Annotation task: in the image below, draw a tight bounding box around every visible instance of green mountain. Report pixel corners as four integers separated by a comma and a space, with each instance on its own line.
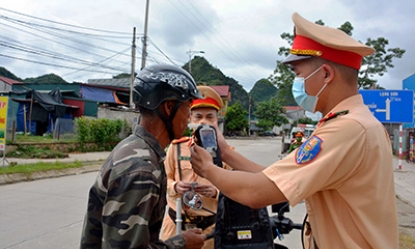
23, 73, 68, 84
249, 78, 278, 104
0, 68, 68, 84
185, 56, 250, 110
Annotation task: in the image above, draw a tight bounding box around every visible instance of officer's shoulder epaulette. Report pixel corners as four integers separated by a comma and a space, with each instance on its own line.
172, 136, 191, 144
317, 110, 349, 127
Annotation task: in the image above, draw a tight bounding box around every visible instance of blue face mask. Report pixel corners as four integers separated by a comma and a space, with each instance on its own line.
291, 66, 327, 113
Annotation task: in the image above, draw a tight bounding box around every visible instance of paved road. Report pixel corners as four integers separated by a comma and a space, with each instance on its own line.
0, 172, 94, 249
0, 138, 305, 249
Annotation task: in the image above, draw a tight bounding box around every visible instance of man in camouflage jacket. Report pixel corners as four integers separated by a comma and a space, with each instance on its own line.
80, 64, 205, 249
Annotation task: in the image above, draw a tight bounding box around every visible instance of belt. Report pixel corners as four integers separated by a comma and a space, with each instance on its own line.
168, 207, 216, 231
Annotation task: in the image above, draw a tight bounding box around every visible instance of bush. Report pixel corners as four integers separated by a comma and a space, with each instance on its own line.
74, 117, 124, 152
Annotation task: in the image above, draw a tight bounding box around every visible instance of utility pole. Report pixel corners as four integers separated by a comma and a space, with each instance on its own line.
186, 49, 204, 74
141, 0, 149, 70
248, 94, 251, 136
130, 27, 136, 108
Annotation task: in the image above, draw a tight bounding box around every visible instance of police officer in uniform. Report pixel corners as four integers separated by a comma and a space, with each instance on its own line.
161, 86, 231, 249
80, 64, 206, 249
190, 13, 398, 249
288, 131, 305, 153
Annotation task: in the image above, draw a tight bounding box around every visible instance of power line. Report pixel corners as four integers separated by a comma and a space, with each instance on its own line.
0, 39, 130, 71
61, 47, 132, 77
0, 7, 132, 34
0, 8, 182, 79
0, 15, 140, 39
0, 19, 135, 78
147, 38, 178, 66
0, 53, 122, 74
0, 23, 127, 68
0, 17, 134, 58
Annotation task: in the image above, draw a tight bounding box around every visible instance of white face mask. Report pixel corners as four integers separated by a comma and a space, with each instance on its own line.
291, 66, 327, 113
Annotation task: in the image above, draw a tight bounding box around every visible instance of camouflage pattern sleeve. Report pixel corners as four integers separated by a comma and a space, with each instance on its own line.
102, 167, 160, 248
81, 127, 188, 249
81, 161, 186, 248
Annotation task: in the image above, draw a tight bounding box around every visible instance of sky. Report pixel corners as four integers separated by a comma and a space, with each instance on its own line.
0, 0, 414, 92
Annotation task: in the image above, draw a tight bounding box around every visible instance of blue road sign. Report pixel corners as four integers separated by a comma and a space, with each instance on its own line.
359, 90, 414, 123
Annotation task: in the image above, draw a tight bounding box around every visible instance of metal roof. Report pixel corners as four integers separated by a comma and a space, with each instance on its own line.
209, 85, 230, 97
0, 76, 23, 85
87, 78, 131, 88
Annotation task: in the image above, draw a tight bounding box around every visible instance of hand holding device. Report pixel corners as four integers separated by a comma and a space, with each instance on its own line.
193, 124, 222, 166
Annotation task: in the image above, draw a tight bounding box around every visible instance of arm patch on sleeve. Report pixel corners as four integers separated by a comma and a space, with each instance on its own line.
295, 136, 323, 165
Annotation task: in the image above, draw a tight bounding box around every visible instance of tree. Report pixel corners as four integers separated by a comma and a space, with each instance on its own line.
254, 98, 289, 131
270, 59, 297, 106
269, 19, 405, 105
270, 32, 297, 106
113, 73, 136, 79
293, 117, 317, 126
359, 37, 405, 89
225, 101, 248, 132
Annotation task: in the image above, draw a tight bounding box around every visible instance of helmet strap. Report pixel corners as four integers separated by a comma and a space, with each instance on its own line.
155, 101, 182, 141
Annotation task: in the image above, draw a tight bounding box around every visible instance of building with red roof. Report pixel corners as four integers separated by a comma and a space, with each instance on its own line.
209, 85, 231, 117
0, 76, 22, 92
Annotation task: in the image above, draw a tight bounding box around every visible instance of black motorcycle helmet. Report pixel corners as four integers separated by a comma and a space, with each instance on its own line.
133, 64, 202, 140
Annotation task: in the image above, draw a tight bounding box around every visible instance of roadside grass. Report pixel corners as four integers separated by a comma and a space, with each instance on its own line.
6, 145, 67, 159
0, 161, 86, 175
9, 133, 77, 143
399, 231, 415, 249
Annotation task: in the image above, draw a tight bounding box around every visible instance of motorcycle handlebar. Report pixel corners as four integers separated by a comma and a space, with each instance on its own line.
270, 215, 303, 236
292, 223, 304, 230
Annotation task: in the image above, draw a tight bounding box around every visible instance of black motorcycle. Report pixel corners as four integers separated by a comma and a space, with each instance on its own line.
191, 124, 307, 249
182, 189, 306, 249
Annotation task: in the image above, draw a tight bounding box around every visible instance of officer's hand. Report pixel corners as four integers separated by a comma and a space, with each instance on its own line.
175, 181, 192, 195
194, 184, 218, 198
182, 228, 205, 249
212, 121, 230, 158
190, 144, 215, 178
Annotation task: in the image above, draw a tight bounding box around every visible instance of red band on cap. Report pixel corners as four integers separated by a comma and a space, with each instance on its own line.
291, 35, 363, 70
191, 97, 220, 110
